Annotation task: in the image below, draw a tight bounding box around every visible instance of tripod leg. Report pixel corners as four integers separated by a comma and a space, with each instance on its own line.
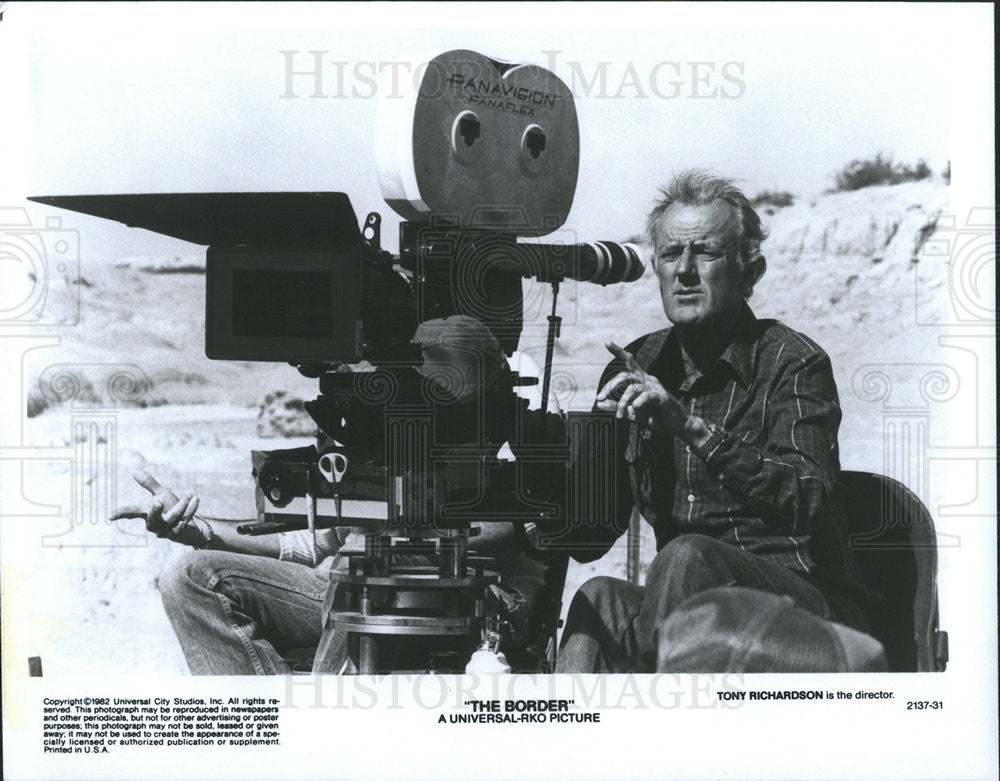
359, 634, 378, 674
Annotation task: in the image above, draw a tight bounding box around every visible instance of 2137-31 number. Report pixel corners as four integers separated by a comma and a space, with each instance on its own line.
906, 701, 943, 710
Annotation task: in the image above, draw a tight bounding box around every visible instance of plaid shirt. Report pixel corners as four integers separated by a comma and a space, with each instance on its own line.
583, 305, 868, 602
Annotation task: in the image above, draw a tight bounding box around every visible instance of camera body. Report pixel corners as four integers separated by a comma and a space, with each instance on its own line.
376, 49, 580, 233
30, 49, 641, 671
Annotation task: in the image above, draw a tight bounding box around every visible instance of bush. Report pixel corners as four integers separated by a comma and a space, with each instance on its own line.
751, 190, 795, 208
831, 153, 933, 192
27, 389, 50, 418
256, 390, 315, 438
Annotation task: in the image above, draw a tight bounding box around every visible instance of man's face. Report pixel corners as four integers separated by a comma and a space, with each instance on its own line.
651, 201, 746, 329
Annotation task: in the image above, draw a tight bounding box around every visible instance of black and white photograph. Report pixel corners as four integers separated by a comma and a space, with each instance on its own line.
1, 3, 996, 779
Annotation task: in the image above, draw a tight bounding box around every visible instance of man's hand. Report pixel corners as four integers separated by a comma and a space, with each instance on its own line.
109, 469, 209, 548
596, 342, 696, 438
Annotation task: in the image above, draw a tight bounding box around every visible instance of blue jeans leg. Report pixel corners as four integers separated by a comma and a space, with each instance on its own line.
654, 587, 887, 672
556, 576, 645, 673
158, 550, 328, 675
558, 534, 839, 673
635, 534, 837, 670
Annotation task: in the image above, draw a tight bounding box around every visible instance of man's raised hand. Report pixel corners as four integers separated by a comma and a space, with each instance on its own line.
596, 341, 693, 436
109, 469, 207, 547
596, 342, 641, 412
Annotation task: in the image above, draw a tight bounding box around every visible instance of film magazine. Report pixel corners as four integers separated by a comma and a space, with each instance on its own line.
2, 3, 996, 780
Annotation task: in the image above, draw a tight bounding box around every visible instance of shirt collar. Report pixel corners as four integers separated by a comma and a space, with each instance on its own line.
661, 304, 759, 390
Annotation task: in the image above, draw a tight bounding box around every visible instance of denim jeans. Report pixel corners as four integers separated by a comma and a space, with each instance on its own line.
652, 586, 886, 672
557, 533, 869, 673
159, 549, 543, 674
159, 550, 330, 675
158, 550, 438, 675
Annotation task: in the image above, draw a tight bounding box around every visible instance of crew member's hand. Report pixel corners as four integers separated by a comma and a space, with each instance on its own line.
596, 342, 692, 436
109, 469, 209, 548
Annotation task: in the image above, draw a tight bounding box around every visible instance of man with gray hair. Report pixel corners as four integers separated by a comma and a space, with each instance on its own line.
557, 171, 882, 673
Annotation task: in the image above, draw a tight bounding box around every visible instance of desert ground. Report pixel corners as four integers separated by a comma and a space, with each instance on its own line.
6, 178, 960, 675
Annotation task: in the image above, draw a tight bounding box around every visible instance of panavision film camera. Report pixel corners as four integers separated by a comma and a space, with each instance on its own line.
32, 50, 643, 673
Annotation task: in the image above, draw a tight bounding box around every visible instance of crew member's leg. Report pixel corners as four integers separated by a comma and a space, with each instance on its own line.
556, 576, 644, 673
654, 587, 886, 672
559, 533, 849, 674
634, 534, 838, 670
158, 550, 328, 675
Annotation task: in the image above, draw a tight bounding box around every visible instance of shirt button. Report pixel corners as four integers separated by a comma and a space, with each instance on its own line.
717, 473, 724, 481
687, 494, 695, 503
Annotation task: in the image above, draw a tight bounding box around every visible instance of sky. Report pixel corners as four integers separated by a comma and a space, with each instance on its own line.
1, 2, 992, 261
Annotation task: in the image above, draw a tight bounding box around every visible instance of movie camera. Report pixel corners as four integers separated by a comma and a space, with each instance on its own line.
31, 49, 642, 673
